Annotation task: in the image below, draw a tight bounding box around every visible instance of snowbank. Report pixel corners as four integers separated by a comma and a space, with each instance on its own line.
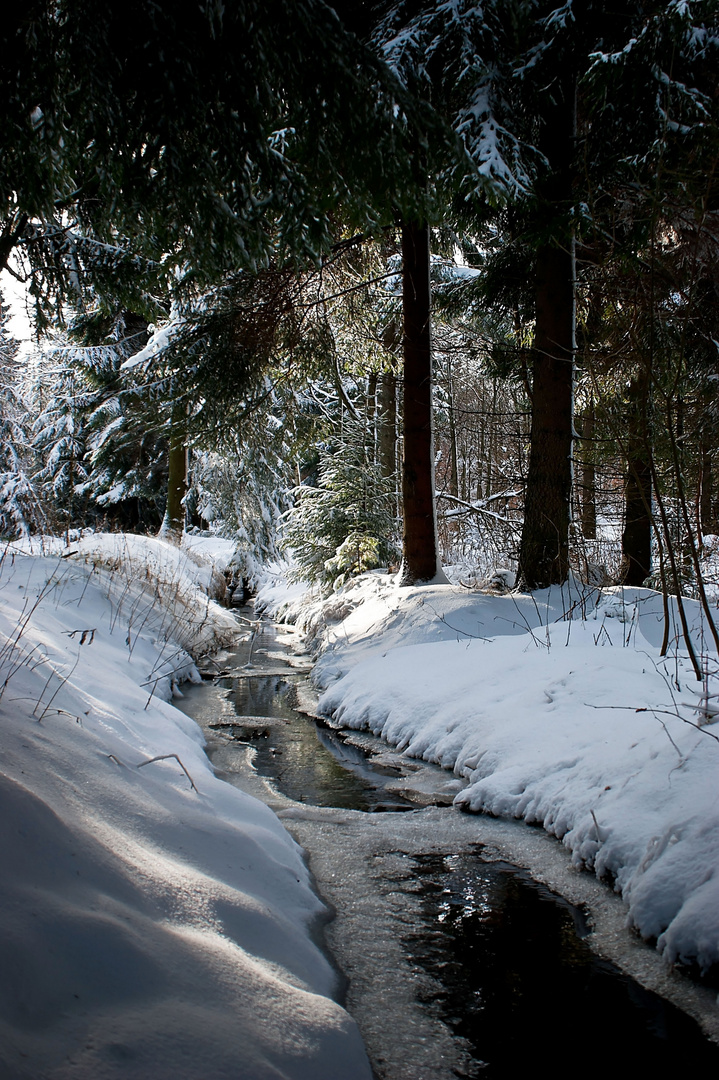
255, 561, 315, 622
286, 572, 719, 973
0, 537, 371, 1079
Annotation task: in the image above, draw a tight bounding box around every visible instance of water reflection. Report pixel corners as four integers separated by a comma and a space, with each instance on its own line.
178, 621, 719, 1069
233, 675, 413, 811
404, 851, 719, 1075
201, 672, 413, 812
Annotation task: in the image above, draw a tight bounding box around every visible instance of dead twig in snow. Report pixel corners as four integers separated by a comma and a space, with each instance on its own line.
585, 702, 718, 744
137, 752, 199, 792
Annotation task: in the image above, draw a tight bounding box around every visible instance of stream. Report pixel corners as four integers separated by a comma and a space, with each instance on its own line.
177, 607, 719, 1079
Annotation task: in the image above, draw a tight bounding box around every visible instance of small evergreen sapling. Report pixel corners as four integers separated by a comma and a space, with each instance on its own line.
283, 421, 399, 590
0, 293, 40, 536
30, 343, 94, 536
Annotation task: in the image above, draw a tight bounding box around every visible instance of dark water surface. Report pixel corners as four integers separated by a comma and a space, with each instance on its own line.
180, 610, 719, 1073
217, 672, 413, 812
404, 851, 719, 1075
177, 606, 415, 811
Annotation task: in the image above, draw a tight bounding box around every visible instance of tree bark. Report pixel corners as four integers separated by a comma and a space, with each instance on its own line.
159, 399, 188, 541
398, 219, 446, 585
517, 75, 576, 591
447, 371, 459, 499
698, 410, 716, 540
579, 405, 597, 540
518, 241, 575, 588
378, 369, 397, 481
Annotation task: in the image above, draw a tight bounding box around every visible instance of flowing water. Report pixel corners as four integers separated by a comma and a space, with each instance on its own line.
403, 851, 719, 1074
206, 672, 415, 811
178, 607, 463, 813
178, 607, 719, 1078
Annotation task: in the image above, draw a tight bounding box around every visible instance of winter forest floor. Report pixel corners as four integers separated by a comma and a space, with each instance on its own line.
1, 533, 718, 1078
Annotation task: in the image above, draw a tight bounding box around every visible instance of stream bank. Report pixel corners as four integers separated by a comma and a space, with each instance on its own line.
177, 607, 719, 1077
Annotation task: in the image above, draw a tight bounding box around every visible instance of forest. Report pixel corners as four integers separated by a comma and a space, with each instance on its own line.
1, 0, 717, 608
2, 2, 719, 1078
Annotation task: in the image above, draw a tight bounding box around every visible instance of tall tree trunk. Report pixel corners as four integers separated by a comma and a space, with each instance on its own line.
696, 385, 716, 540
621, 374, 652, 585
399, 218, 446, 585
518, 76, 576, 591
160, 399, 188, 540
699, 434, 715, 540
518, 241, 575, 588
447, 371, 459, 499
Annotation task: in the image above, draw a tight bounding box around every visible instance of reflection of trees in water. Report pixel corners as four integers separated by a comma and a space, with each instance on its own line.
228, 674, 392, 810
403, 853, 719, 1073
231, 675, 297, 719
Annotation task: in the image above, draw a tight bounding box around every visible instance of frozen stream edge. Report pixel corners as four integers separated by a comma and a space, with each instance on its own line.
196, 618, 719, 1078
280, 796, 719, 1078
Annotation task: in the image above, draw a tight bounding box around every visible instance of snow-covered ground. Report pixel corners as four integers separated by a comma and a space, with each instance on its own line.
0, 535, 371, 1080
258, 568, 719, 974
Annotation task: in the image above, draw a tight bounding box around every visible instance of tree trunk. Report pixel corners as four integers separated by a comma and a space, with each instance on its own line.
378, 369, 397, 482
699, 435, 715, 539
621, 457, 652, 585
697, 387, 716, 541
517, 76, 576, 591
160, 400, 188, 541
620, 374, 652, 585
398, 218, 447, 585
447, 371, 459, 499
518, 241, 575, 588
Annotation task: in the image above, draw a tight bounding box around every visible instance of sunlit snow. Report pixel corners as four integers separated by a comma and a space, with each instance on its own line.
0, 534, 371, 1080
260, 568, 719, 974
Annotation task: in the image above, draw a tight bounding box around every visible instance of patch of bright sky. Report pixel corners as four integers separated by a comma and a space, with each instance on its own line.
0, 268, 34, 353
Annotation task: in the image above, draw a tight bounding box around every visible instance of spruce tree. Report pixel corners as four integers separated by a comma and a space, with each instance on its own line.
30, 344, 94, 536
0, 293, 40, 536
1, 0, 434, 322
378, 0, 719, 589
283, 419, 398, 590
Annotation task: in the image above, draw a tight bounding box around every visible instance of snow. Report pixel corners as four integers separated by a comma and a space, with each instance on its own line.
0, 535, 371, 1079
5, 533, 717, 1076
259, 570, 719, 974
120, 320, 178, 371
